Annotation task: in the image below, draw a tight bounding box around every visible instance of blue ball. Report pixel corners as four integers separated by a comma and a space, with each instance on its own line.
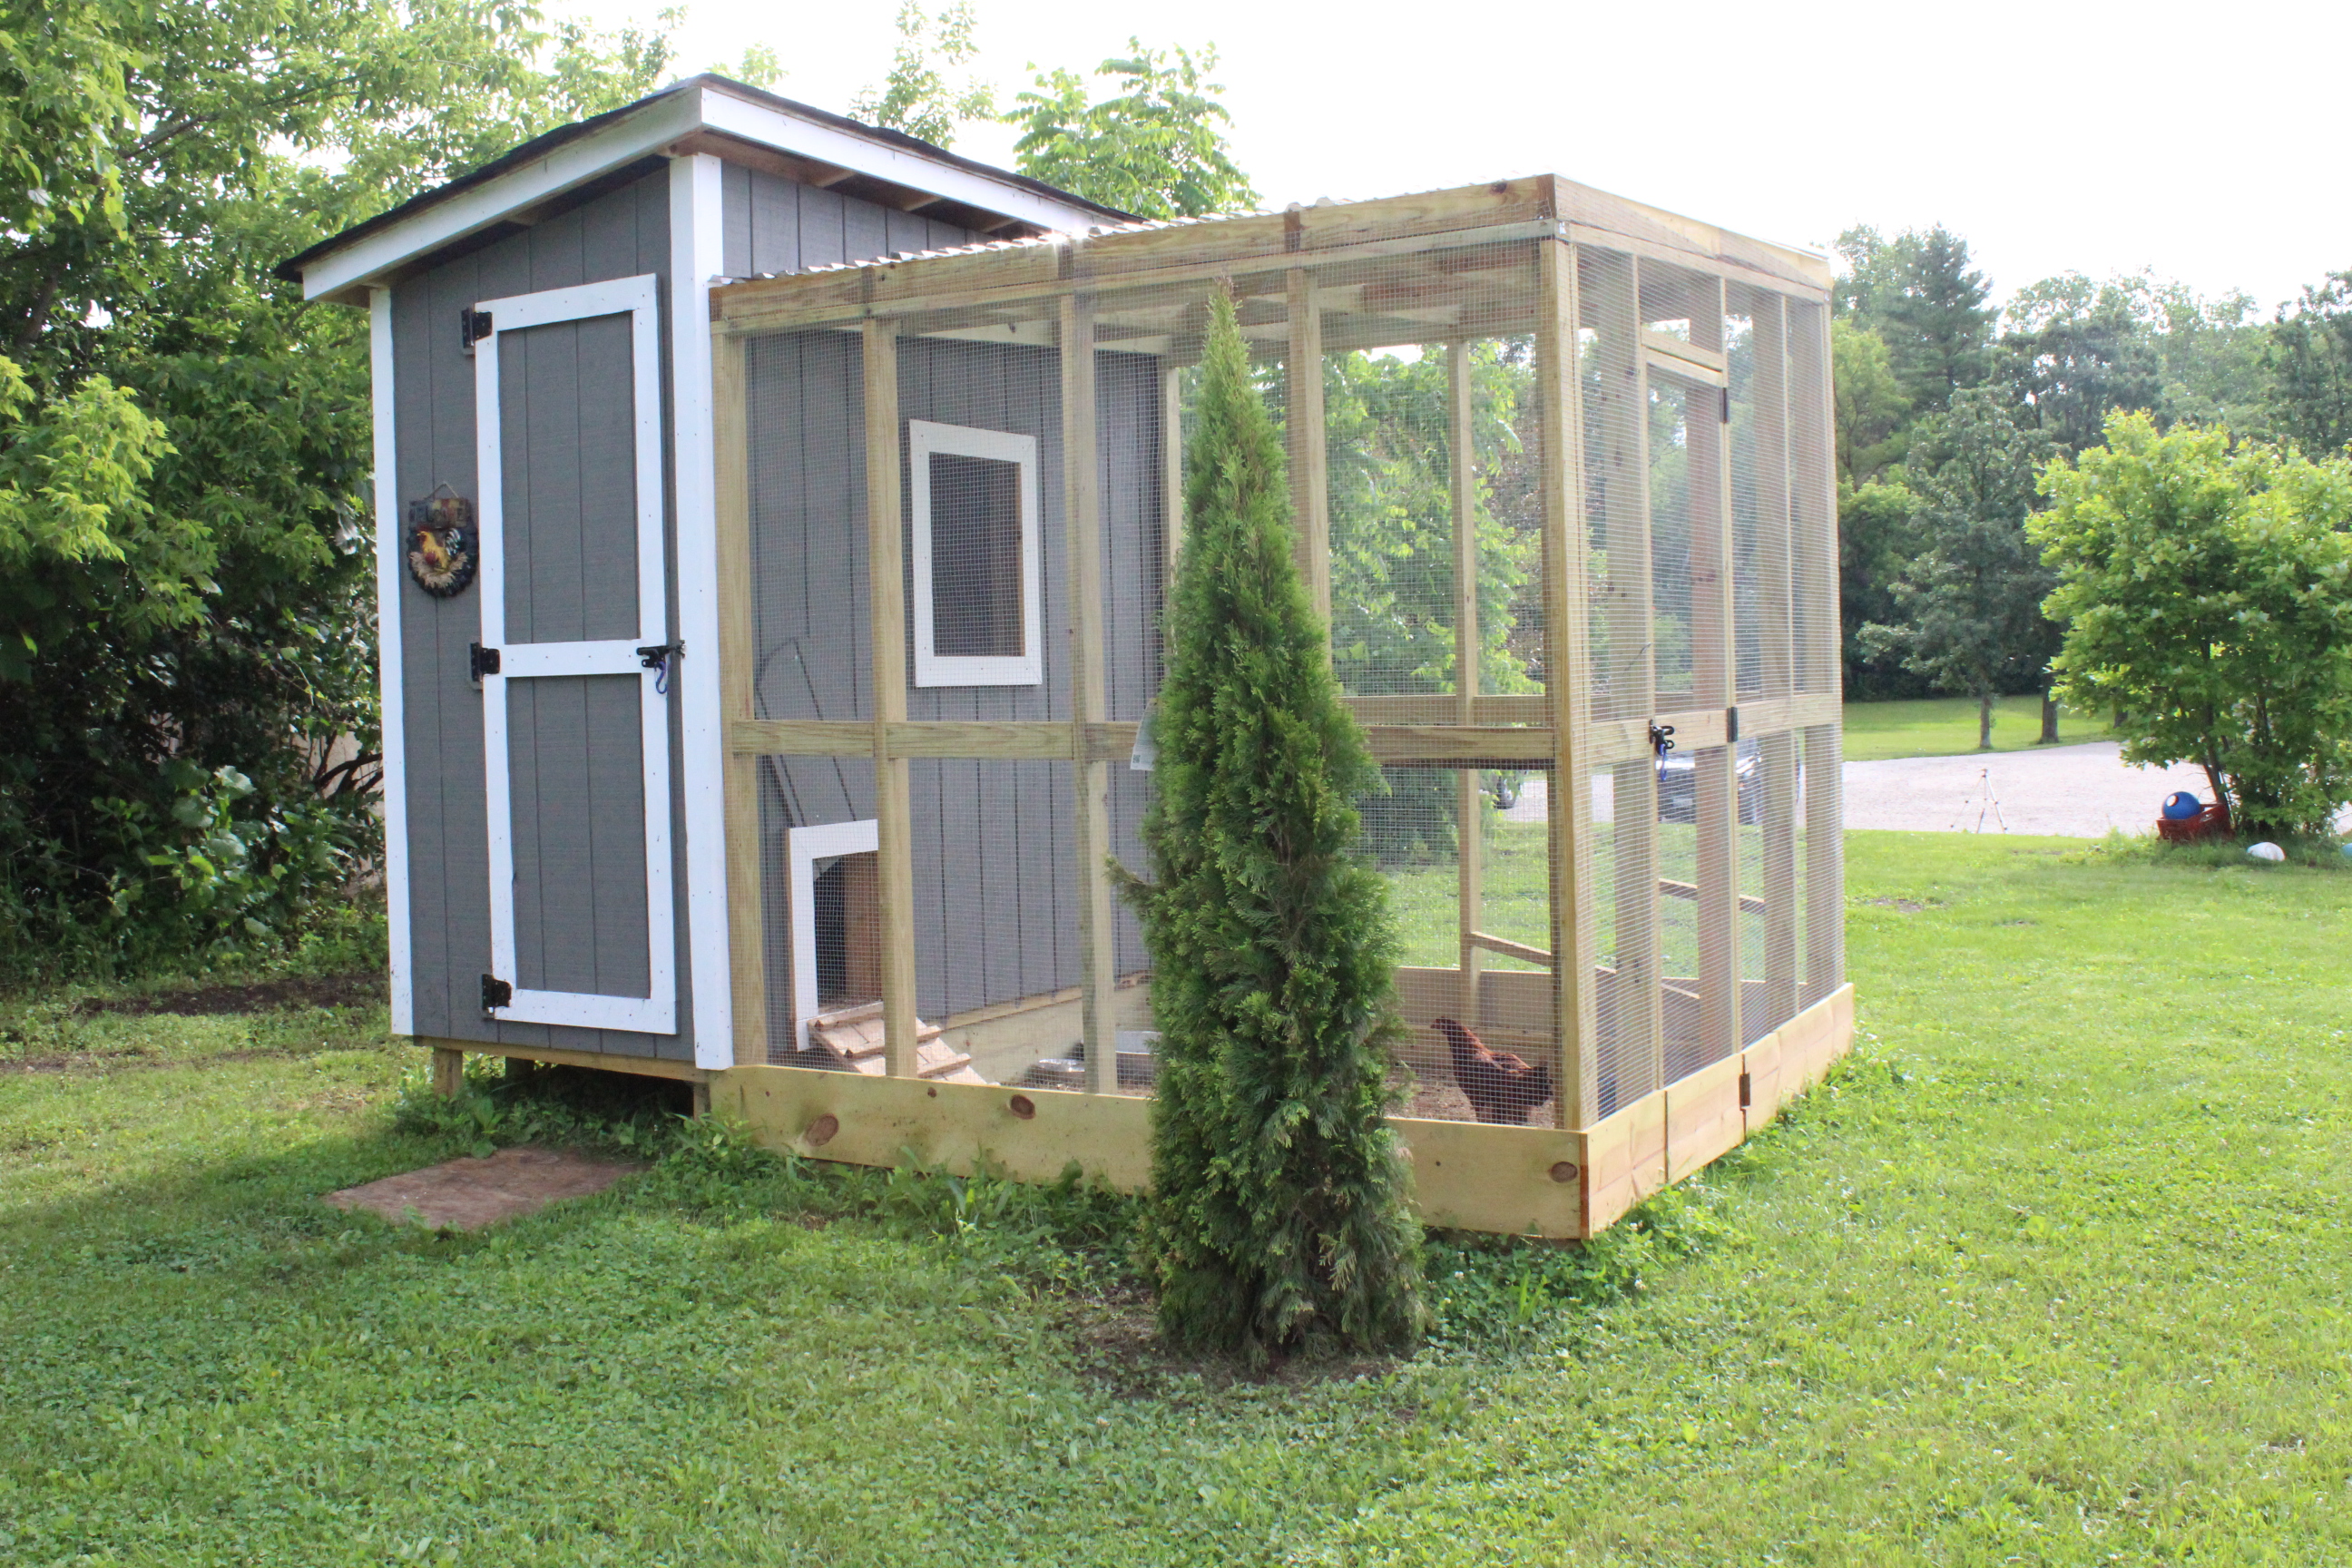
2339, 841, 2352, 861
2161, 791, 2204, 821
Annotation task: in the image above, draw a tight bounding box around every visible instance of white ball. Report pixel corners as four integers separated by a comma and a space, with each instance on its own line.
2248, 841, 2286, 863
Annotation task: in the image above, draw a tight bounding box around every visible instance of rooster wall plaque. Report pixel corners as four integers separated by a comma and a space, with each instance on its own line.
406, 492, 477, 598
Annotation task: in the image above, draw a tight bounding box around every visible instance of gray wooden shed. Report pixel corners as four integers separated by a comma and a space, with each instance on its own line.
279, 75, 1130, 1081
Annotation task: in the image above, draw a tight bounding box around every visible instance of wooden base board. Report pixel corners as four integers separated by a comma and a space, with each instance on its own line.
404, 1036, 710, 1085
716, 984, 1856, 1240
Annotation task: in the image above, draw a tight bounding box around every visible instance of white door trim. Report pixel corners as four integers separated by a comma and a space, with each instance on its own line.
474, 271, 677, 1034
786, 818, 879, 1053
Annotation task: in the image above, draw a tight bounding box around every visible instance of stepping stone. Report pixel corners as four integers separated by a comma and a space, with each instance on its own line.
324, 1146, 642, 1230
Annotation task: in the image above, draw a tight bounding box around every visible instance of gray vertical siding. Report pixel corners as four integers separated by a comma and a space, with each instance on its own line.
720, 166, 981, 279
391, 167, 692, 1062
743, 325, 1165, 1031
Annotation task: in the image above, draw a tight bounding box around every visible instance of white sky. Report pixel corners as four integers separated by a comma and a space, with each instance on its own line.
573, 0, 2352, 316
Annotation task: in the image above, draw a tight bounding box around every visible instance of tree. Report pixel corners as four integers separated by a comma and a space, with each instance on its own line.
1997, 273, 2163, 457
1836, 223, 1993, 417
1004, 42, 1257, 220
0, 0, 674, 975
2034, 412, 2352, 838
2265, 269, 2352, 456
1831, 318, 1909, 485
850, 2, 993, 148
1861, 390, 2057, 748
1122, 291, 1426, 1367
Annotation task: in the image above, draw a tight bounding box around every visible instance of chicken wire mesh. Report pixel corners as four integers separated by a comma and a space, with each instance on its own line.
721, 218, 1840, 1136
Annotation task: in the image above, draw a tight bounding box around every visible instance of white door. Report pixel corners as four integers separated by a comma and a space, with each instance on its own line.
473, 274, 676, 1034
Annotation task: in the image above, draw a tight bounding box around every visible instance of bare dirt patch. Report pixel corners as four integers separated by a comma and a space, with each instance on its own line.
74, 970, 383, 1018
324, 1145, 643, 1230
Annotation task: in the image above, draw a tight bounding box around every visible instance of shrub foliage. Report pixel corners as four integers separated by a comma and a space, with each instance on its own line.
1122, 292, 1426, 1365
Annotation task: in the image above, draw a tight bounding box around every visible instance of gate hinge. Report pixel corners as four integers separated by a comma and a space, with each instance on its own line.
1739, 1070, 1752, 1109
1725, 704, 1740, 742
470, 642, 501, 681
481, 974, 513, 1013
1721, 385, 1731, 423
460, 308, 494, 352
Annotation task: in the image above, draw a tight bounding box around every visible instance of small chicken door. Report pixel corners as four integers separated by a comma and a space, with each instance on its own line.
471, 274, 675, 1034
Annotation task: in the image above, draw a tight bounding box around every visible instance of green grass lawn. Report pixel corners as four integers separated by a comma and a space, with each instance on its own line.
1844, 693, 2118, 761
6, 834, 2352, 1564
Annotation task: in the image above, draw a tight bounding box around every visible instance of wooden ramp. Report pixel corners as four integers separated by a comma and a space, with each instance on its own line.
806, 1002, 987, 1084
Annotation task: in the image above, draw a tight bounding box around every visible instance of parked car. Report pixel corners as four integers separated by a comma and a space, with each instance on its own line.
1656, 738, 1760, 825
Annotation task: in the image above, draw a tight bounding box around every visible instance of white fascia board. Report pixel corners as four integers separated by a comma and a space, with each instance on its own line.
301, 93, 705, 301
696, 87, 1106, 235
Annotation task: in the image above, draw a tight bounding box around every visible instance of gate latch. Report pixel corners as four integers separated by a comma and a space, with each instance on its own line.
481, 974, 513, 1013
635, 640, 682, 695
469, 642, 501, 681
1649, 721, 1676, 760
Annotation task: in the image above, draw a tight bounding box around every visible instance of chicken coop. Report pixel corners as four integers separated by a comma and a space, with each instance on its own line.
703, 176, 1852, 1238
282, 76, 1850, 1240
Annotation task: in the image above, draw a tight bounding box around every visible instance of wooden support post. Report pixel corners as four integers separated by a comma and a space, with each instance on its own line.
1688, 276, 1741, 1063
1449, 339, 1485, 1026
1063, 297, 1120, 1093
430, 1046, 464, 1098
1592, 249, 1662, 1103
1286, 269, 1331, 630
1752, 295, 1799, 1030
1161, 360, 1185, 596
1788, 299, 1845, 1001
1536, 239, 1598, 1131
863, 320, 920, 1079
713, 328, 768, 1067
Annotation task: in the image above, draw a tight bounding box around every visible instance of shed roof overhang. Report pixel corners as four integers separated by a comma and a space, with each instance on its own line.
277, 74, 1135, 306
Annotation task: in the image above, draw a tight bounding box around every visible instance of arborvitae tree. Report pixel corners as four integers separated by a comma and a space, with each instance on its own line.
1123, 291, 1426, 1366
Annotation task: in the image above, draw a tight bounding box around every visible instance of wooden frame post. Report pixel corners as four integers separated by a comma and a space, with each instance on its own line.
1161, 360, 1186, 597
1789, 299, 1845, 1001
430, 1045, 464, 1098
1689, 275, 1742, 1064
1287, 269, 1331, 629
864, 319, 920, 1079
1536, 239, 1598, 1131
1594, 250, 1663, 1103
1449, 339, 1484, 1026
1063, 297, 1120, 1093
1752, 294, 1800, 1030
714, 328, 768, 1067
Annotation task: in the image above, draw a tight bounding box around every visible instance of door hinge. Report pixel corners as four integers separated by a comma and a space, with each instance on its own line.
470, 642, 501, 681
460, 308, 494, 352
1725, 704, 1740, 742
481, 974, 513, 1013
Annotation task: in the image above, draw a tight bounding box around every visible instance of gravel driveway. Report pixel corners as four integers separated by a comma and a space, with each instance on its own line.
1495, 741, 2239, 838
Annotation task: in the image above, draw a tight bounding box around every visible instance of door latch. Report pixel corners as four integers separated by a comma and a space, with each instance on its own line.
481, 974, 512, 1013
635, 641, 682, 695
1649, 721, 1676, 760
469, 642, 501, 681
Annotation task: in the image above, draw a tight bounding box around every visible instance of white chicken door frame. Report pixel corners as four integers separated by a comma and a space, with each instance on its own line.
472, 273, 676, 1034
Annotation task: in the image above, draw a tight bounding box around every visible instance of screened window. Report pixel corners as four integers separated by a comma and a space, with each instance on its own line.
910, 420, 1041, 687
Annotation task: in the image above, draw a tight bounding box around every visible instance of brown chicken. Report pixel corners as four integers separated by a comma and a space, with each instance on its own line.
1433, 1016, 1553, 1124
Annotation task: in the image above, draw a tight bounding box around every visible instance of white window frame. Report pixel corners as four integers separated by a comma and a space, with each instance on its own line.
787, 818, 879, 1052
908, 419, 1042, 688
475, 272, 677, 1034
